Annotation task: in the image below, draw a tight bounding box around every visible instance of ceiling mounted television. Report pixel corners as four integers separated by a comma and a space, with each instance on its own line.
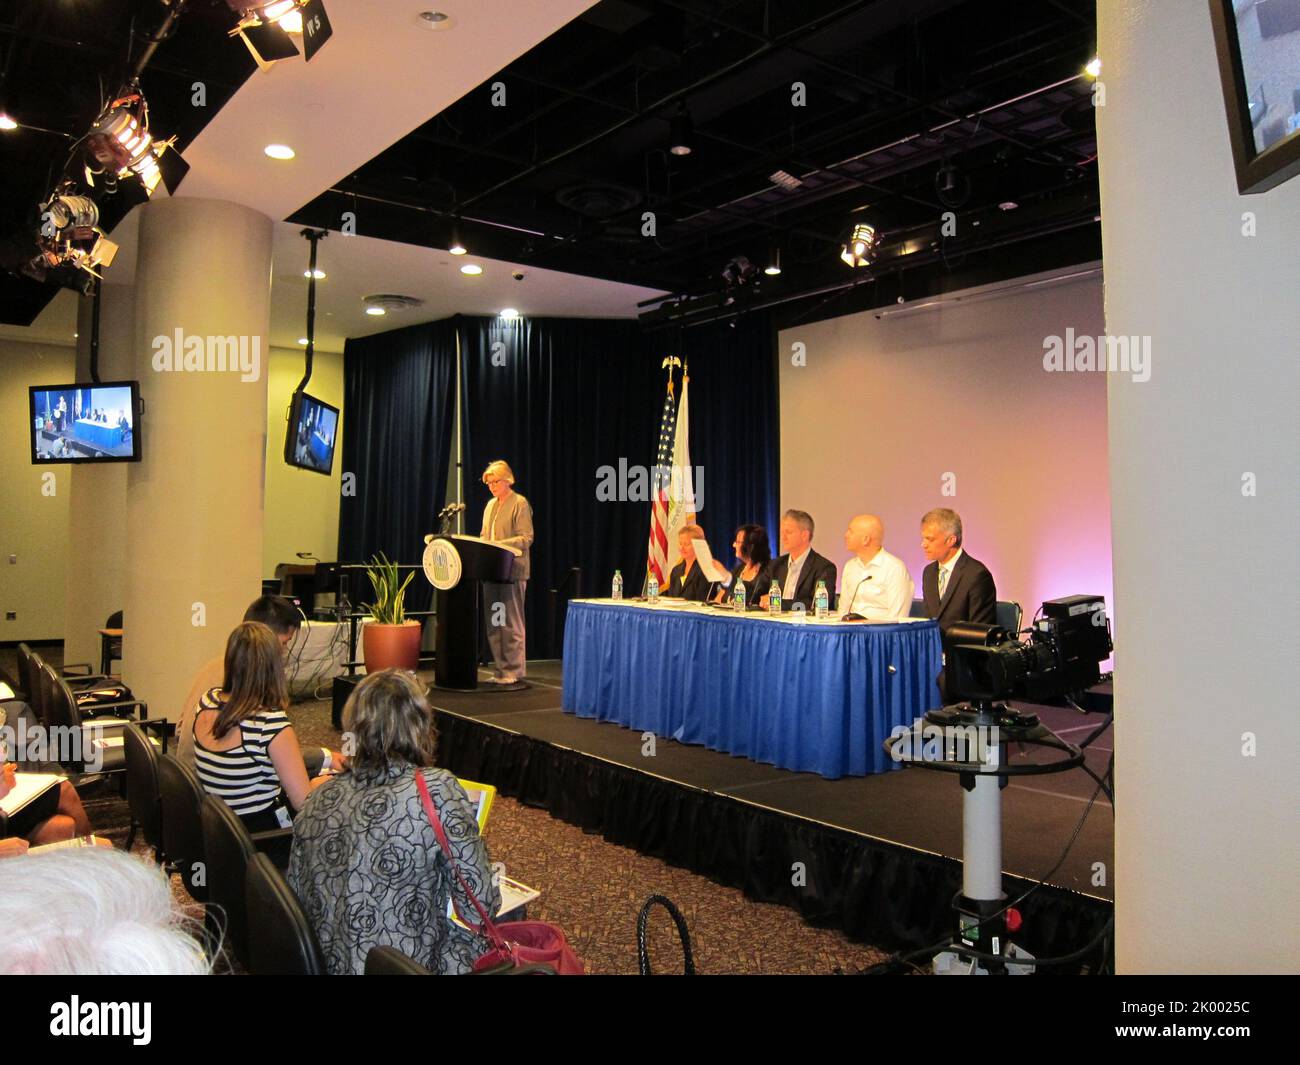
1210, 0, 1300, 193
29, 381, 141, 464
284, 390, 338, 475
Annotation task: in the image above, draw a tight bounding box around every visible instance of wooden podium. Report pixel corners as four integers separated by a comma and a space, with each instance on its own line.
424, 534, 520, 691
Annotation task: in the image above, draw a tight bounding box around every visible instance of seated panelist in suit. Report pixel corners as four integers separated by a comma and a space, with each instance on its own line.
760, 509, 839, 611
711, 524, 772, 606
919, 508, 997, 632
920, 508, 997, 704
665, 524, 712, 601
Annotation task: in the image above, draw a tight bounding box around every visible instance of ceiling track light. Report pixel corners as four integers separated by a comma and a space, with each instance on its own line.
34, 189, 119, 279
669, 103, 693, 157
764, 247, 782, 276
840, 222, 879, 268
448, 218, 466, 255
84, 89, 187, 198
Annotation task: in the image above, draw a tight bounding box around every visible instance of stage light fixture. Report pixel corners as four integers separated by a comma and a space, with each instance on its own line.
227, 1, 333, 68
84, 93, 186, 198
0, 113, 16, 131
34, 190, 119, 279
669, 104, 693, 157
1085, 56, 1102, 79
500, 308, 519, 319
460, 263, 483, 276
764, 247, 782, 276
840, 222, 879, 268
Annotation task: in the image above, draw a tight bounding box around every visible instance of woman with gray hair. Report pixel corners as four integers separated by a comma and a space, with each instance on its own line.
479, 459, 533, 684
288, 669, 501, 975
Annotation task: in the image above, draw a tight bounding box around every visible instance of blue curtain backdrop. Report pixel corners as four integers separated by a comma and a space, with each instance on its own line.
337, 318, 457, 611
338, 311, 779, 655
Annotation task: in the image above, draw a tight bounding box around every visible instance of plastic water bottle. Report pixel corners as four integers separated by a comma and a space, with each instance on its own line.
768, 579, 782, 616
612, 570, 624, 600
647, 573, 659, 603
733, 575, 747, 612
814, 579, 829, 619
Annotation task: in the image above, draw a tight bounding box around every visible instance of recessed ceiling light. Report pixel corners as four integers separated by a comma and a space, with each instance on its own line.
264, 144, 296, 160
1085, 57, 1102, 79
460, 263, 483, 276
304, 269, 326, 279
449, 240, 467, 255
298, 337, 309, 345
998, 201, 1019, 211
500, 308, 520, 318
0, 114, 17, 131
418, 11, 455, 29
365, 305, 387, 316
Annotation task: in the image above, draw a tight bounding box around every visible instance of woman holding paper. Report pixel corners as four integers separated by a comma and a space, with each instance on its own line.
711, 524, 773, 606
289, 669, 501, 975
665, 525, 713, 601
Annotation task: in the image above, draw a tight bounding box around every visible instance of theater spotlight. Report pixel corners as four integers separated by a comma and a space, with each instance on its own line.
34, 189, 119, 279
226, 0, 333, 67
840, 222, 879, 267
84, 93, 188, 197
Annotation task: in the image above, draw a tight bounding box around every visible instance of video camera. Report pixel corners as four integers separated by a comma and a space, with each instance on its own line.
945, 595, 1112, 705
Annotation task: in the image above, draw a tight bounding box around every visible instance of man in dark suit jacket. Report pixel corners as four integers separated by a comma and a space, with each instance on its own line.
920, 508, 997, 702
761, 509, 838, 611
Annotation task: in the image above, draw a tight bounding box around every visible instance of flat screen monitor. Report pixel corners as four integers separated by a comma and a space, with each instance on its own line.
29, 381, 141, 464
284, 390, 338, 475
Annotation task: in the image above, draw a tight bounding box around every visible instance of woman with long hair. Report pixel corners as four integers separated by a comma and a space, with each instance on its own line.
711, 524, 772, 606
192, 622, 328, 832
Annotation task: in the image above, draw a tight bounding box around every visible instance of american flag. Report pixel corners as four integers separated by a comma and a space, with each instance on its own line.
647, 365, 694, 588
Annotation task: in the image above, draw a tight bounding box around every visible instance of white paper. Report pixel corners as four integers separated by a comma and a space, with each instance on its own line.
691, 538, 731, 583
0, 772, 62, 816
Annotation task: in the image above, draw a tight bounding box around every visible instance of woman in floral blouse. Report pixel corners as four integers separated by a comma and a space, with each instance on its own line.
288, 669, 501, 975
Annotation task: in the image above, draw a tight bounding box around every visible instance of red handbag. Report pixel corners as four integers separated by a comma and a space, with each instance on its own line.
415, 772, 585, 975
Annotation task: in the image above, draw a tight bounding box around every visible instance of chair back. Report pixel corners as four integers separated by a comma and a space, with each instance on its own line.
157, 754, 209, 901
364, 945, 431, 975
200, 795, 258, 968
16, 643, 36, 701
123, 723, 164, 859
245, 852, 325, 975
106, 610, 123, 629
995, 600, 1023, 635
38, 663, 86, 770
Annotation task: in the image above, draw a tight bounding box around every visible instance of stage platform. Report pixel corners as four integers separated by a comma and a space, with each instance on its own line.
428, 660, 1114, 968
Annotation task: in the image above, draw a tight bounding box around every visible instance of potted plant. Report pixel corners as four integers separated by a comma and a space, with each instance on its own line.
360, 552, 422, 673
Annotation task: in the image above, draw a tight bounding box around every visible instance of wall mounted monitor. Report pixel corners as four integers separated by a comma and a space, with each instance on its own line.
29, 381, 141, 464
284, 389, 339, 475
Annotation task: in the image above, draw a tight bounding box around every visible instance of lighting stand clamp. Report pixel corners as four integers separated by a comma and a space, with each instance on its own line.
883, 700, 1084, 975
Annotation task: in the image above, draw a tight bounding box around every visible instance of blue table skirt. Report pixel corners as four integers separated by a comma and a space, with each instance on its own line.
73, 419, 122, 449
562, 601, 943, 779
310, 432, 331, 466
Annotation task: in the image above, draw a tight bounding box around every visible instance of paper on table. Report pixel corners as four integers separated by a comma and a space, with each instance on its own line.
691, 538, 731, 583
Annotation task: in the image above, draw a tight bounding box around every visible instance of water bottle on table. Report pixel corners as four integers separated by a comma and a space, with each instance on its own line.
768, 579, 782, 616
647, 573, 659, 603
814, 579, 828, 619
733, 575, 747, 612
612, 570, 624, 601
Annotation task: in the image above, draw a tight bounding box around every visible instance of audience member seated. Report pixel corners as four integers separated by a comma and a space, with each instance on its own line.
711, 524, 772, 606
760, 509, 838, 611
289, 669, 501, 975
838, 514, 913, 620
0, 758, 94, 854
179, 595, 339, 777
665, 524, 713, 601
192, 622, 330, 833
0, 848, 209, 974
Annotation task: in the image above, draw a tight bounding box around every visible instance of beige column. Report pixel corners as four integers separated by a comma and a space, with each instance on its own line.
63, 283, 133, 669
121, 197, 272, 721
1099, 1, 1300, 971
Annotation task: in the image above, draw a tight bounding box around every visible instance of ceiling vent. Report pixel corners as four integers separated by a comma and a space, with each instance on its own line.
556, 181, 643, 219
362, 293, 424, 312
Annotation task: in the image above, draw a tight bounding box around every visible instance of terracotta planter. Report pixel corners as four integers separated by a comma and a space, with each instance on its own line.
362, 621, 422, 673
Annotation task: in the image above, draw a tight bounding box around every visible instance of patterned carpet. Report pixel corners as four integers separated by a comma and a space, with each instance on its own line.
3, 648, 893, 975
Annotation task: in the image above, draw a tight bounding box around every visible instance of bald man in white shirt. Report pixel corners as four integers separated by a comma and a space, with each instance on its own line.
838, 514, 913, 620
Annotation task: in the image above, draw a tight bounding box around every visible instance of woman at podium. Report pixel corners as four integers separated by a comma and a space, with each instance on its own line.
480, 460, 533, 684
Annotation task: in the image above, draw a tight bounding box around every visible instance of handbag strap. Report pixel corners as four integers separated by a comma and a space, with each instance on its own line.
636, 894, 696, 975
414, 770, 506, 948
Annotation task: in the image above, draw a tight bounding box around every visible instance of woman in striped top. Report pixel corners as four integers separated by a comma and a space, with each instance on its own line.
193, 622, 330, 832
